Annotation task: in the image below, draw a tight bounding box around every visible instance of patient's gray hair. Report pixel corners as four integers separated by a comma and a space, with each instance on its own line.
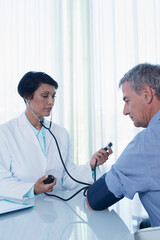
119, 63, 160, 99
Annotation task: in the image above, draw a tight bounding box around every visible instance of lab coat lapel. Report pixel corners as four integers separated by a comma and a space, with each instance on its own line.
18, 113, 47, 164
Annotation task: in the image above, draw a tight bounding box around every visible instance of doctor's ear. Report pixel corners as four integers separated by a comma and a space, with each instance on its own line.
25, 96, 30, 101
24, 98, 29, 104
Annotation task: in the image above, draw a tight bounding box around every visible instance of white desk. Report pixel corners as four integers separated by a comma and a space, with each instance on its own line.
0, 190, 134, 240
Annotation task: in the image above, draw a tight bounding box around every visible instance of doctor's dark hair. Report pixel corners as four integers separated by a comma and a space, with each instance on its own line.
17, 71, 58, 99
119, 63, 160, 99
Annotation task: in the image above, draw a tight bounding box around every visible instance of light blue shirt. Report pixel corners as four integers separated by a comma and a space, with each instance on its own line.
105, 110, 160, 227
26, 118, 46, 157
23, 116, 46, 198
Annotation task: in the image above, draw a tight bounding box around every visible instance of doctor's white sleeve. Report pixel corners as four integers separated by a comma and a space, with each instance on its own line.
0, 149, 35, 199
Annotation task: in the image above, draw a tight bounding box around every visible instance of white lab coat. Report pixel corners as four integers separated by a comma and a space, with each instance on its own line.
0, 113, 93, 199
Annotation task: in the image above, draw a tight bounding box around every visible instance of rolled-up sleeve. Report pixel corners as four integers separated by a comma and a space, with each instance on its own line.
105, 133, 152, 200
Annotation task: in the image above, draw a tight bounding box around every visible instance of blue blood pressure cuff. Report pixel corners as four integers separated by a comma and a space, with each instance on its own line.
87, 174, 123, 210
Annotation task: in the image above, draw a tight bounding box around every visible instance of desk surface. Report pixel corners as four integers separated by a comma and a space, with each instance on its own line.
0, 190, 134, 240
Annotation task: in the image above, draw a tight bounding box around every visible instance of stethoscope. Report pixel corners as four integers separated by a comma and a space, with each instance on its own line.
26, 100, 92, 201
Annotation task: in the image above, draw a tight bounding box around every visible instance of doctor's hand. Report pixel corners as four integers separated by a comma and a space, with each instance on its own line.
90, 147, 113, 169
34, 176, 57, 195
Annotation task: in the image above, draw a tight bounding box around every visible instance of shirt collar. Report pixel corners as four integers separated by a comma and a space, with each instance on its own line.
24, 114, 45, 136
148, 110, 160, 126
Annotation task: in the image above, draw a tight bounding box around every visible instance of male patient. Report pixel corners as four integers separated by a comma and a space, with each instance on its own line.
86, 63, 160, 228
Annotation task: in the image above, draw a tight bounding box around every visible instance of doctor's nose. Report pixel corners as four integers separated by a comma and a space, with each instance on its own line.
48, 96, 55, 105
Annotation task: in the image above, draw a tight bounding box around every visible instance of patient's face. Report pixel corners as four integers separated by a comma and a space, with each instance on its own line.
122, 82, 148, 128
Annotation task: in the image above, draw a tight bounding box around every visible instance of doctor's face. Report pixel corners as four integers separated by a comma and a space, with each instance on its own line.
28, 83, 56, 119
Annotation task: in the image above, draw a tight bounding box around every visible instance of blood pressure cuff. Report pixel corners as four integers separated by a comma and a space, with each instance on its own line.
87, 174, 123, 210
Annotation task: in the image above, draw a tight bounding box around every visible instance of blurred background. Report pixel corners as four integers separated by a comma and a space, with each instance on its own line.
0, 0, 160, 232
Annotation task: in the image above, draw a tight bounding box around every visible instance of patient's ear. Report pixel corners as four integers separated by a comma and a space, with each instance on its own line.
142, 85, 154, 104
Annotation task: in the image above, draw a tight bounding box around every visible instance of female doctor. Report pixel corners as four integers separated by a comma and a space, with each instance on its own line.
0, 71, 112, 199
